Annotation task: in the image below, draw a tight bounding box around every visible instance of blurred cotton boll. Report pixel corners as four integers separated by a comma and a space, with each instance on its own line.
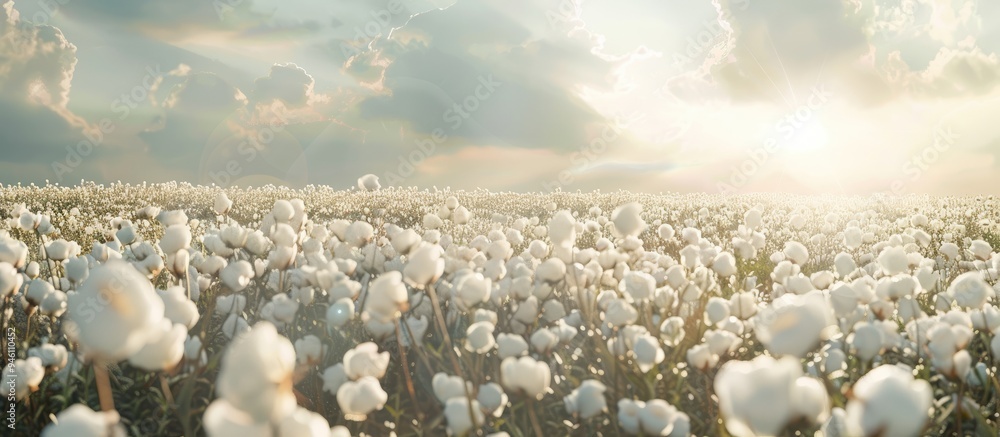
40, 404, 126, 437
500, 356, 551, 399
342, 342, 390, 379
611, 203, 646, 238
754, 292, 834, 358
714, 356, 830, 436
337, 376, 388, 421
465, 321, 496, 353
128, 320, 187, 371
564, 380, 607, 419
213, 322, 297, 423
363, 271, 409, 321
326, 297, 355, 328
67, 260, 165, 362
444, 397, 484, 436
432, 372, 472, 404
845, 364, 932, 437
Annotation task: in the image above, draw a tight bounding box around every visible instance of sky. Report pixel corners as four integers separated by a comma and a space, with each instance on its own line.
0, 0, 998, 195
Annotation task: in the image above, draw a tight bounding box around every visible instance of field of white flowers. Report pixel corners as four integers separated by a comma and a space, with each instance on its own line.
1, 182, 999, 436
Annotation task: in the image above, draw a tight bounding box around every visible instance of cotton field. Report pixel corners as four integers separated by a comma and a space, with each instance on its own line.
1, 182, 999, 436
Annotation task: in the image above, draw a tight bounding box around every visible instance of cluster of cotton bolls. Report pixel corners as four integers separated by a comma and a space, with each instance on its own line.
1, 183, 999, 435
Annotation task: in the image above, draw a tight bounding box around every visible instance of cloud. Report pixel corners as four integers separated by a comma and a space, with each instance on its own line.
350, 0, 638, 155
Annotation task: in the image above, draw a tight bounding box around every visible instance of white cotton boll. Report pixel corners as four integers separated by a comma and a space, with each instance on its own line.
4, 357, 43, 401
343, 342, 390, 380
364, 271, 409, 320
0, 237, 28, 269
500, 356, 551, 399
564, 380, 607, 419
680, 227, 701, 245
845, 364, 932, 437
620, 271, 655, 302
712, 252, 737, 277
548, 210, 577, 249
755, 293, 833, 358
810, 271, 835, 290
277, 407, 331, 437
337, 376, 388, 421
970, 305, 1000, 332
466, 321, 496, 354
947, 271, 993, 309
604, 298, 638, 327
423, 213, 443, 230
940, 242, 960, 260
637, 399, 682, 436
357, 174, 381, 191
658, 224, 674, 240
116, 225, 136, 246
202, 399, 268, 436
478, 382, 508, 417
679, 245, 701, 269
970, 239, 993, 260
834, 252, 856, 277
729, 292, 757, 320
321, 364, 349, 396
848, 322, 884, 363
452, 272, 491, 311
391, 229, 421, 256
215, 322, 297, 423
199, 255, 228, 276
363, 316, 394, 341
432, 372, 472, 404
714, 356, 821, 436
783, 241, 809, 265
451, 206, 472, 225
744, 208, 762, 230
67, 260, 165, 362
536, 258, 566, 283
0, 261, 22, 298
26, 278, 53, 306
45, 239, 79, 261
214, 192, 233, 215
326, 298, 355, 328
220, 260, 254, 292
876, 246, 908, 276
686, 343, 718, 371
611, 203, 646, 238
345, 221, 374, 248
704, 330, 741, 356
158, 286, 199, 328
530, 327, 559, 355
269, 223, 297, 248
829, 284, 859, 318
28, 343, 68, 370
444, 397, 484, 436
618, 399, 644, 434
497, 333, 529, 359
40, 404, 126, 437
215, 294, 246, 316
403, 243, 445, 288
128, 320, 187, 371
294, 335, 326, 366
159, 224, 191, 255
705, 297, 731, 326
632, 334, 665, 373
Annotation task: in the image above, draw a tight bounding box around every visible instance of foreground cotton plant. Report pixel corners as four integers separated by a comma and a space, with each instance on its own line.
714, 356, 830, 436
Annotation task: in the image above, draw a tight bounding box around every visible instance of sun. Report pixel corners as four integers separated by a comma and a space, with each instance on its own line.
784, 119, 831, 152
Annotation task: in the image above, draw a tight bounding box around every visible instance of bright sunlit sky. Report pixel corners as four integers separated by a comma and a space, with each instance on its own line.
1, 0, 999, 195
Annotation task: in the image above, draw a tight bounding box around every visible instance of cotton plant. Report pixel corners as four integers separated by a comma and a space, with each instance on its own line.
2, 185, 1000, 435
